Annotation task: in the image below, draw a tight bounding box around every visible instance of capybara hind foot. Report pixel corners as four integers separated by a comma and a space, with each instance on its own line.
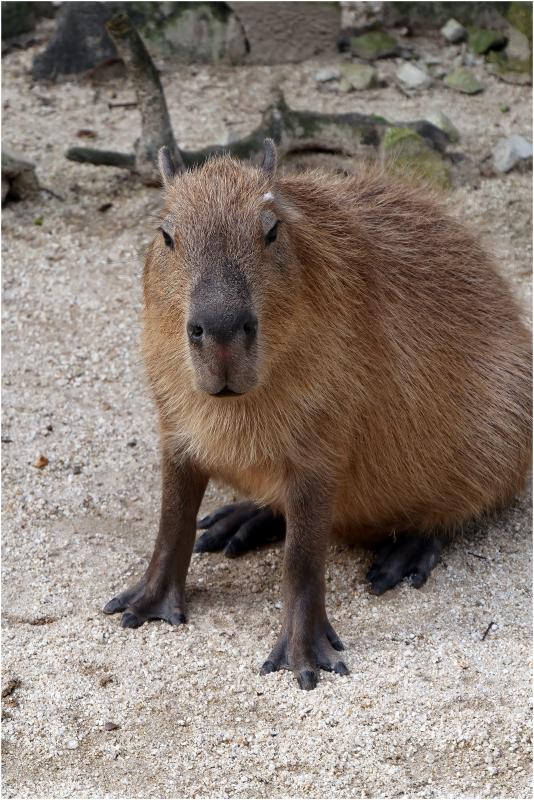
261, 619, 348, 690
195, 502, 285, 557
103, 578, 186, 628
366, 532, 443, 595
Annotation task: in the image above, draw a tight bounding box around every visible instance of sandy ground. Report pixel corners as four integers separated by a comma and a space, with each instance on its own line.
2, 20, 533, 799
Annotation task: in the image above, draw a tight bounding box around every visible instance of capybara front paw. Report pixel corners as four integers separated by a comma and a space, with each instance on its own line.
260, 619, 348, 690
103, 579, 186, 628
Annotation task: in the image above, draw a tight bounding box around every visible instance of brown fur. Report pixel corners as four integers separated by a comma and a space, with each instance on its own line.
143, 155, 532, 544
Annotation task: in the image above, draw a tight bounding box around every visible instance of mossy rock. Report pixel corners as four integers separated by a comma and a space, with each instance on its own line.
126, 2, 247, 64
350, 31, 398, 60
486, 49, 532, 83
444, 67, 485, 93
507, 2, 533, 43
468, 27, 507, 54
383, 127, 451, 187
340, 63, 379, 90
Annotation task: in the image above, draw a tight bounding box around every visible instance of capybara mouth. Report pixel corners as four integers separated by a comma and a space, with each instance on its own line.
210, 386, 244, 398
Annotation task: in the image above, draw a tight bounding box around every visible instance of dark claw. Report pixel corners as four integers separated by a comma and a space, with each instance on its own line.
197, 504, 239, 529
260, 660, 278, 675
334, 661, 349, 676
168, 612, 187, 626
367, 533, 443, 595
103, 596, 125, 614
195, 502, 285, 557
325, 621, 345, 651
297, 670, 318, 691
121, 611, 143, 629
369, 573, 400, 595
330, 638, 345, 651
408, 571, 428, 589
223, 537, 246, 558
194, 533, 217, 553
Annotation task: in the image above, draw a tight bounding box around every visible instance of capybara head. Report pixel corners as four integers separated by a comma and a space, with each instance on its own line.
148, 140, 299, 399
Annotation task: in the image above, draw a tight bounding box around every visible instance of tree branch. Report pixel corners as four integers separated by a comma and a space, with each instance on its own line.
64, 12, 447, 182
105, 12, 183, 181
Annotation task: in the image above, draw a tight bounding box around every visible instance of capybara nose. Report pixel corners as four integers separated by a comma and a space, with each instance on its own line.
187, 309, 257, 345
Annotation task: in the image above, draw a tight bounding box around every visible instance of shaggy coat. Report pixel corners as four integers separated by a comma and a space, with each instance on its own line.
143, 155, 532, 543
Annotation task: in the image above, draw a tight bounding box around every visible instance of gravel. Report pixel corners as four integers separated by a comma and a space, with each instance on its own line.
2, 22, 532, 799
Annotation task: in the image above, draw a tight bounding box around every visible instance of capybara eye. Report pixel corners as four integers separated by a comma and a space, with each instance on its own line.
265, 221, 279, 246
158, 227, 174, 250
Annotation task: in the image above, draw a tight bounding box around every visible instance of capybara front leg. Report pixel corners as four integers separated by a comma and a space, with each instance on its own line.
104, 450, 207, 628
260, 477, 348, 690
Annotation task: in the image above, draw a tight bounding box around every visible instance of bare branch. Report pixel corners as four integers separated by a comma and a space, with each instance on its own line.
105, 12, 184, 181
65, 14, 447, 182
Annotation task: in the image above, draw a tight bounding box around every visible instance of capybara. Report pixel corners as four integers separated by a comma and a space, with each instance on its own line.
104, 140, 531, 689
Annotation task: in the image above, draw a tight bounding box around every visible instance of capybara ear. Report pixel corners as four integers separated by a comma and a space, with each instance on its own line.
158, 146, 176, 188
261, 138, 277, 178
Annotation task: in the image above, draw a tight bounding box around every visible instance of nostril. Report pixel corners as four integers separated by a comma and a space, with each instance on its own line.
243, 319, 257, 338
188, 323, 204, 343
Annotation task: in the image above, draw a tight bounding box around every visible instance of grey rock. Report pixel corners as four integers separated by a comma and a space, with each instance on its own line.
396, 62, 432, 89
2, 150, 39, 204
425, 111, 461, 143
318, 80, 343, 94
505, 26, 531, 62
398, 45, 417, 61
463, 53, 481, 67
453, 50, 482, 69
422, 54, 443, 66
492, 135, 533, 173
140, 3, 247, 65
431, 66, 448, 79
340, 62, 379, 90
33, 3, 116, 80
441, 18, 467, 44
33, 2, 249, 76
337, 78, 352, 93
315, 68, 340, 83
